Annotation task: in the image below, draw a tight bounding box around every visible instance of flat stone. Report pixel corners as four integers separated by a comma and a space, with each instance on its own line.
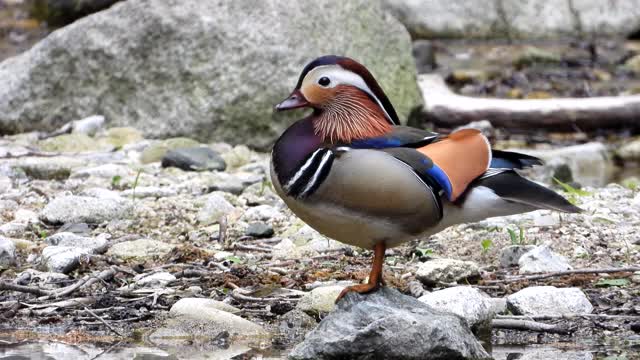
150, 299, 269, 344
40, 195, 133, 225
242, 205, 284, 222
197, 193, 236, 225
277, 308, 317, 344
245, 222, 274, 238
0, 236, 17, 268
507, 286, 593, 316
134, 272, 176, 288
107, 239, 174, 260
161, 146, 226, 171
41, 246, 90, 273
13, 156, 84, 180
170, 298, 241, 315
499, 245, 536, 268
140, 138, 201, 164
80, 188, 123, 200
418, 286, 496, 329
416, 258, 480, 284
45, 232, 109, 254
296, 285, 346, 317
122, 186, 177, 199
289, 287, 490, 360
38, 133, 112, 153
70, 163, 132, 179
518, 245, 572, 274
70, 115, 105, 136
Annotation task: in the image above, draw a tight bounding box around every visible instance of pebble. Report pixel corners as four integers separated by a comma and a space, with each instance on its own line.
107, 239, 174, 260
161, 146, 226, 171
40, 195, 133, 225
518, 245, 573, 274
122, 186, 177, 198
13, 157, 84, 180
45, 232, 109, 254
170, 298, 241, 315
242, 205, 283, 222
70, 163, 132, 179
418, 286, 496, 329
197, 193, 236, 225
139, 137, 201, 164
507, 286, 593, 316
41, 246, 90, 273
296, 285, 346, 316
133, 272, 177, 288
0, 236, 17, 267
70, 115, 105, 136
245, 222, 274, 238
416, 258, 480, 284
499, 245, 536, 268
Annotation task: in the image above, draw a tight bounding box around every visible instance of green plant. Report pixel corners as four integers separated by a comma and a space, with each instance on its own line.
415, 248, 434, 257
111, 175, 122, 189
553, 177, 592, 205
480, 239, 493, 254
131, 169, 142, 200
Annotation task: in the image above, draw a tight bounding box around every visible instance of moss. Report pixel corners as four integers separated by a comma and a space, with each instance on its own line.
140, 137, 201, 164
38, 133, 112, 153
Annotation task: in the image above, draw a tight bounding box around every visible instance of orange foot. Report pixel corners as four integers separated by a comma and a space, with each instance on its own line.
335, 242, 386, 303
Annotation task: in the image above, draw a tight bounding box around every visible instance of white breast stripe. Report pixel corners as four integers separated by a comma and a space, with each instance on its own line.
300, 150, 333, 197
285, 149, 323, 190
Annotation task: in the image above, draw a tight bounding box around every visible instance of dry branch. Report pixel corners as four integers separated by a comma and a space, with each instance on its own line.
483, 267, 640, 284
419, 74, 640, 130
491, 318, 572, 334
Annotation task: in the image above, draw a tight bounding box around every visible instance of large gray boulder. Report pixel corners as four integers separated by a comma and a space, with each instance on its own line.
289, 287, 490, 360
383, 0, 640, 39
0, 0, 422, 150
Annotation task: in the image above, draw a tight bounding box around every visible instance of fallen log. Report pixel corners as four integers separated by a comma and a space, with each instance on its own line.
419, 74, 640, 131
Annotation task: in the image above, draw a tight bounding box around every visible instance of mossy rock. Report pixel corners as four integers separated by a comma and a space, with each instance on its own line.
38, 133, 112, 153
139, 137, 201, 164
104, 127, 143, 148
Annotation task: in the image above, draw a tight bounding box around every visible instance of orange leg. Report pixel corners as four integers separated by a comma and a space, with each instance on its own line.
335, 242, 386, 303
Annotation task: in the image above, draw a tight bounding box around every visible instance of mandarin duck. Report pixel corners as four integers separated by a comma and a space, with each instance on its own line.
271, 55, 580, 301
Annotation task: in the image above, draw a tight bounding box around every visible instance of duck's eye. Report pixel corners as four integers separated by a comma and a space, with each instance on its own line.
318, 77, 331, 87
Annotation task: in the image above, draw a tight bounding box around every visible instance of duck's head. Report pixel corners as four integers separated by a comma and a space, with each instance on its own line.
276, 55, 399, 143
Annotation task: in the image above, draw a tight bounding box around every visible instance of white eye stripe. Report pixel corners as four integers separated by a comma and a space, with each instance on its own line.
303, 65, 394, 124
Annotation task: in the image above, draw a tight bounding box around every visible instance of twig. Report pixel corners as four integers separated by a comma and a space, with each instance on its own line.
483, 267, 640, 284
219, 215, 228, 246
0, 281, 52, 296
492, 318, 572, 334
234, 243, 272, 252
83, 307, 123, 337
45, 267, 117, 299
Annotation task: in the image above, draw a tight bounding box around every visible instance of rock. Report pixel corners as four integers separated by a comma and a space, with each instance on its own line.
518, 245, 572, 274
492, 348, 594, 360
289, 287, 490, 360
513, 142, 614, 187
80, 187, 123, 200
41, 246, 90, 273
134, 272, 176, 288
296, 285, 346, 317
151, 299, 269, 343
241, 182, 281, 206
140, 138, 201, 164
617, 136, 640, 161
242, 205, 284, 222
45, 232, 109, 254
206, 172, 261, 194
40, 195, 133, 225
13, 156, 84, 180
277, 309, 317, 344
103, 127, 143, 148
70, 115, 105, 136
220, 145, 253, 169
1, 0, 421, 149
0, 222, 27, 237
197, 193, 236, 225
624, 54, 640, 74
13, 209, 38, 223
382, 0, 640, 39
57, 223, 91, 236
507, 286, 593, 316
418, 286, 496, 329
38, 133, 112, 153
499, 245, 536, 268
70, 163, 132, 179
0, 236, 17, 268
170, 298, 241, 315
161, 147, 226, 171
122, 186, 177, 199
107, 239, 174, 260
416, 258, 480, 285
513, 46, 561, 68
245, 222, 274, 238
412, 40, 436, 73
